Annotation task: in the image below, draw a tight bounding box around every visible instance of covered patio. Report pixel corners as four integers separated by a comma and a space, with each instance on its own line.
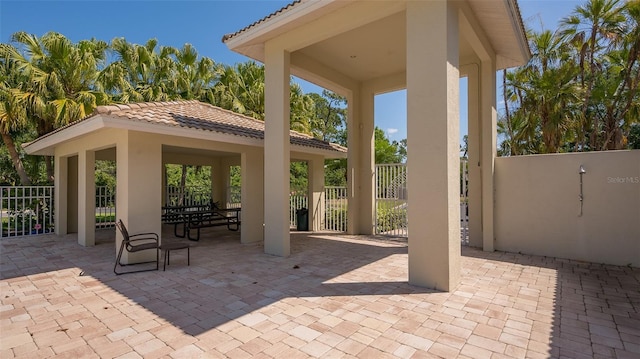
223, 0, 530, 290
23, 100, 346, 264
1, 229, 639, 358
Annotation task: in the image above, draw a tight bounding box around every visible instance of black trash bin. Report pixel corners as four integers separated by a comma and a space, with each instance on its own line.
296, 208, 309, 231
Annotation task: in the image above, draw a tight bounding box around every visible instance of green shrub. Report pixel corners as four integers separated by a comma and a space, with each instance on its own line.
376, 206, 407, 233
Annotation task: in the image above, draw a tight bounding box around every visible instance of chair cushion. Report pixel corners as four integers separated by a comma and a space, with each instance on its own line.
128, 242, 158, 252
161, 242, 190, 250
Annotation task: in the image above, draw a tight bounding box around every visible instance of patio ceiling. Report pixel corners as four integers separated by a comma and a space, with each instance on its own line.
223, 0, 530, 94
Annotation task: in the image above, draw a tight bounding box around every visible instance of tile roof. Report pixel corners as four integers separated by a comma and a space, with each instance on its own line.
221, 0, 301, 43
28, 100, 347, 154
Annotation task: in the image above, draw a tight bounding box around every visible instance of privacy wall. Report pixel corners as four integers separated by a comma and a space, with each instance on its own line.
495, 150, 639, 267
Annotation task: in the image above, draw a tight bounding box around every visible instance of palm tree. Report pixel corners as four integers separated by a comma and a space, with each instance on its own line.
502, 29, 580, 153
211, 62, 266, 119
5, 32, 109, 181
101, 38, 177, 103
210, 61, 316, 134
0, 46, 31, 185
560, 0, 627, 149
289, 83, 313, 134
599, 0, 640, 150
173, 44, 221, 100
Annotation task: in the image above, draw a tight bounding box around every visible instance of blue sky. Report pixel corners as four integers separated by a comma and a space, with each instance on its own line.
1, 0, 581, 143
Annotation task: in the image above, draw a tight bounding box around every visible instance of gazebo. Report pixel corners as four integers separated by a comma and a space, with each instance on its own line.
23, 100, 346, 265
222, 0, 530, 290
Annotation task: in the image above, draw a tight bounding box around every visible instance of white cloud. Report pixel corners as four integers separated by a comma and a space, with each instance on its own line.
387, 128, 399, 135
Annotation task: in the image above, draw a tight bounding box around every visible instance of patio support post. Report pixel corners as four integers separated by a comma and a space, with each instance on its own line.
54, 154, 68, 235
263, 42, 291, 256
161, 164, 167, 206
241, 149, 264, 243
406, 0, 461, 291
116, 131, 162, 262
77, 149, 95, 246
481, 58, 497, 252
465, 64, 483, 248
308, 156, 325, 231
211, 159, 224, 205
220, 159, 232, 206
346, 87, 375, 235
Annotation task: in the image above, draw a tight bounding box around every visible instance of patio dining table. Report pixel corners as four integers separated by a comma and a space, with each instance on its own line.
162, 205, 241, 241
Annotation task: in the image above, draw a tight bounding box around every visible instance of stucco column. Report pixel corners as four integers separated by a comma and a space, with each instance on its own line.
161, 164, 167, 206
241, 149, 264, 243
54, 154, 68, 235
406, 0, 461, 291
77, 149, 95, 246
211, 159, 224, 205
220, 159, 232, 206
481, 58, 497, 252
465, 64, 483, 248
308, 156, 325, 231
263, 42, 291, 256
347, 87, 375, 235
116, 131, 162, 263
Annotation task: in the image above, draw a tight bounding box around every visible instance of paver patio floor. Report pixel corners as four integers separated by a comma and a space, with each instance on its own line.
1, 227, 639, 358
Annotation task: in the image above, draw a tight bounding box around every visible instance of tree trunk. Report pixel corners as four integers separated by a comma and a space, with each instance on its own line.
1, 131, 31, 185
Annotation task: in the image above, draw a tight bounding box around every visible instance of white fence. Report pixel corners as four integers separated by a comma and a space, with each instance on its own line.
227, 186, 241, 209
2, 160, 470, 239
375, 164, 408, 236
460, 159, 469, 245
374, 162, 469, 242
95, 186, 116, 229
1, 186, 54, 237
165, 185, 212, 207
289, 192, 308, 228
324, 186, 348, 232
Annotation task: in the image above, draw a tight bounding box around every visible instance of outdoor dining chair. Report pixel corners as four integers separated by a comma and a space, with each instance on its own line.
114, 219, 160, 275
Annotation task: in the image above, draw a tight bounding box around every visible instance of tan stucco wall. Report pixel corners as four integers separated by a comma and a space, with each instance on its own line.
66, 156, 78, 233
495, 151, 640, 267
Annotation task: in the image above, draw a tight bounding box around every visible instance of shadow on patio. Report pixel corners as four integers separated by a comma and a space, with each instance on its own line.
1, 228, 639, 358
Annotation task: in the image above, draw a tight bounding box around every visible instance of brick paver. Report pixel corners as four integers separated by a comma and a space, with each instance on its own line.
1, 227, 639, 358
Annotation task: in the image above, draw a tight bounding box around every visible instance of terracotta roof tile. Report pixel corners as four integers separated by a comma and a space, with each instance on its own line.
27, 100, 347, 154
222, 0, 302, 43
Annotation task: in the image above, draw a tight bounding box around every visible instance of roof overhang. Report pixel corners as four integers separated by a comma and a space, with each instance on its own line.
223, 0, 531, 94
23, 114, 347, 159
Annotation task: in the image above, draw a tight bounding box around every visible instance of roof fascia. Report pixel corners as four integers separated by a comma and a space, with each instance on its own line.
504, 0, 531, 64
227, 1, 406, 54
291, 144, 347, 159
22, 116, 106, 156
224, 0, 336, 50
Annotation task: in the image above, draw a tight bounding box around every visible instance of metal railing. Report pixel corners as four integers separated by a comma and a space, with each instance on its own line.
227, 186, 241, 209
1, 186, 54, 237
325, 186, 347, 232
2, 159, 469, 239
460, 159, 469, 245
375, 164, 408, 237
165, 185, 212, 207
95, 186, 116, 229
289, 192, 308, 228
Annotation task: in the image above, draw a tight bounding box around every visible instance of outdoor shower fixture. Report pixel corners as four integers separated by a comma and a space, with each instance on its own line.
579, 165, 586, 216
